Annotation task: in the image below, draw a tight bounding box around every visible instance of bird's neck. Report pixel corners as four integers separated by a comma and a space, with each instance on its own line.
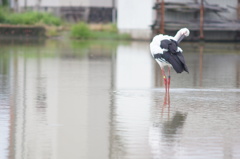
173, 30, 182, 42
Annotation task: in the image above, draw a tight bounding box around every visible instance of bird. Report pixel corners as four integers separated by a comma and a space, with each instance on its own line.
150, 28, 190, 93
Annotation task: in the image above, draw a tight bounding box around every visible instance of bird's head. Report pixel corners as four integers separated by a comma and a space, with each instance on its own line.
175, 28, 190, 43
180, 28, 190, 37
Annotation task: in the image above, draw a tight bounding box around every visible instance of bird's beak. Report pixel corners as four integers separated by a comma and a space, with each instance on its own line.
177, 34, 185, 44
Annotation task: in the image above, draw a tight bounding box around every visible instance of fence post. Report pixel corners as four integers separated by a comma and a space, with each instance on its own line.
160, 0, 165, 34
199, 0, 204, 39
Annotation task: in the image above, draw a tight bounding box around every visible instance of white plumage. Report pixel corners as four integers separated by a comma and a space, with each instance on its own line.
149, 28, 190, 92
150, 34, 183, 68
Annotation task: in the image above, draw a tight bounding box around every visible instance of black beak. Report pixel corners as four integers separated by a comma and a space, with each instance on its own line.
177, 34, 185, 44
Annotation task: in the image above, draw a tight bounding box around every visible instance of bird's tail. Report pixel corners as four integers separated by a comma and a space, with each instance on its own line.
168, 53, 189, 73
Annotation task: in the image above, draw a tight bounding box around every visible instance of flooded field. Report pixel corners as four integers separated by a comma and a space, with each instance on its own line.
0, 39, 240, 159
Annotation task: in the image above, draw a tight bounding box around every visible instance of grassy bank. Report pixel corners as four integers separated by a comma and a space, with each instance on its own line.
0, 8, 130, 40
70, 22, 131, 40
0, 8, 62, 37
0, 8, 61, 26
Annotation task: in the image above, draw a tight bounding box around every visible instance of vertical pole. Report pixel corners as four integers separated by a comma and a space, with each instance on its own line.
238, 0, 240, 20
153, 0, 160, 35
199, 44, 203, 87
160, 0, 165, 34
112, 0, 116, 23
199, 0, 204, 39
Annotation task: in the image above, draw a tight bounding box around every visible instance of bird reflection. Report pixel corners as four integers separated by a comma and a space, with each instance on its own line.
149, 92, 187, 158
161, 91, 170, 119
162, 111, 187, 138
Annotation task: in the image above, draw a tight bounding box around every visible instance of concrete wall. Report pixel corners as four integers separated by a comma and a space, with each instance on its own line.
89, 0, 115, 7
17, 0, 114, 7
117, 0, 154, 40
14, 0, 116, 22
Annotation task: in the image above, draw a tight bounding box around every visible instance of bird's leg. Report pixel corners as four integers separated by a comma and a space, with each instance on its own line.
161, 68, 167, 93
167, 66, 171, 93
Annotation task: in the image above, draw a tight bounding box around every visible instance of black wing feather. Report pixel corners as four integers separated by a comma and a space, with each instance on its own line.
159, 39, 189, 73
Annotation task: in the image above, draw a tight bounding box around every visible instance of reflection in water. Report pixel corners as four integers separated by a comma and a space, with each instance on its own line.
198, 44, 203, 87
150, 109, 187, 159
161, 92, 170, 118
149, 90, 187, 158
162, 111, 187, 137
0, 51, 11, 159
0, 39, 240, 159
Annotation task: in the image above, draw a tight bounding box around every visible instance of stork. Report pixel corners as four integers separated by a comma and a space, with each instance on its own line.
150, 28, 190, 93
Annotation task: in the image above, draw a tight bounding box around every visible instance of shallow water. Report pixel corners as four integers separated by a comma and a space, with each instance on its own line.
0, 39, 239, 159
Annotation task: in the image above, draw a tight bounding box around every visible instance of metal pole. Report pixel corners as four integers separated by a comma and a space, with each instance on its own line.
199, 0, 204, 39
238, 0, 240, 20
154, 0, 159, 35
199, 44, 203, 87
112, 0, 116, 23
160, 0, 165, 34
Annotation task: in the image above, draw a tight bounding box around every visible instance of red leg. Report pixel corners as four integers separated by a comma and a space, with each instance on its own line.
161, 68, 167, 93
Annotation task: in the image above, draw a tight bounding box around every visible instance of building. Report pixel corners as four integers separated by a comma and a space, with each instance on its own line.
10, 0, 117, 23
8, 0, 240, 41
117, 0, 240, 41
117, 0, 153, 40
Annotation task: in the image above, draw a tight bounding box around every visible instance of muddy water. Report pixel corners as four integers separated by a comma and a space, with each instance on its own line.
0, 39, 239, 159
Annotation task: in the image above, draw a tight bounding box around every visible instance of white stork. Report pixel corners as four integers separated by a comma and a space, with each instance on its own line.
150, 28, 190, 93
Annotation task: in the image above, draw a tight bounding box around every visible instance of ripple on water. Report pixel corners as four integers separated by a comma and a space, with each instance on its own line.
110, 88, 240, 159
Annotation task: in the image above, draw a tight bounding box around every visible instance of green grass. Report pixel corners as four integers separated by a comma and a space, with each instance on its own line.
0, 7, 8, 23
70, 22, 131, 40
70, 22, 91, 39
0, 8, 130, 40
0, 8, 62, 26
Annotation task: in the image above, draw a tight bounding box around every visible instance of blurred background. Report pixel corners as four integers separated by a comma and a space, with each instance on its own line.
0, 0, 240, 159
0, 0, 240, 41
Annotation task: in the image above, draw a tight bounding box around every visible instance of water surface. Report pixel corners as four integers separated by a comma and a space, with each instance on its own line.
0, 39, 240, 159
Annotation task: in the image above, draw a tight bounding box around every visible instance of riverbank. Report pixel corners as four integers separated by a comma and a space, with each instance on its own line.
0, 24, 46, 38
0, 8, 64, 38
70, 23, 131, 40
0, 23, 131, 41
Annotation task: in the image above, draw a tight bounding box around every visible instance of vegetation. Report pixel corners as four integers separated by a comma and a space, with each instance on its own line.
0, 8, 131, 40
70, 22, 91, 39
0, 8, 61, 26
70, 22, 131, 40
